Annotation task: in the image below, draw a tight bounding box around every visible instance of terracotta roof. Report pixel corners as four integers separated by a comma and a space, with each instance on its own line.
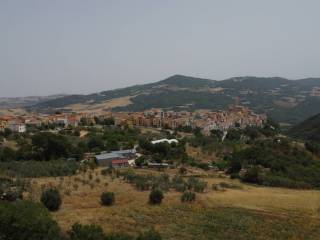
112, 159, 129, 164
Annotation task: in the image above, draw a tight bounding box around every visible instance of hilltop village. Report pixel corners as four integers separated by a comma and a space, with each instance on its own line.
0, 105, 266, 135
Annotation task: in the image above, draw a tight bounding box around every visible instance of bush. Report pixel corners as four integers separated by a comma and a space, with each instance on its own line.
218, 182, 242, 189
241, 167, 262, 184
41, 188, 62, 211
69, 223, 105, 240
0, 201, 60, 240
227, 139, 320, 188
136, 229, 162, 240
187, 177, 207, 193
69, 221, 137, 240
214, 160, 228, 171
171, 175, 187, 192
305, 141, 320, 155
149, 189, 164, 204
196, 162, 210, 171
1, 189, 23, 202
151, 174, 170, 191
193, 181, 207, 192
179, 166, 187, 175
101, 168, 113, 176
181, 191, 196, 202
261, 175, 312, 189
101, 192, 115, 206
31, 132, 73, 160
230, 173, 240, 179
135, 156, 147, 168
135, 178, 151, 191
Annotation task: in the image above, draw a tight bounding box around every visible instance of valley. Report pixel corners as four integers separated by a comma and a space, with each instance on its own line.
1, 114, 320, 239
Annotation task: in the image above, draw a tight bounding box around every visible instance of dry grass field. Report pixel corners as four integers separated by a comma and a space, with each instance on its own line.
186, 145, 220, 163
62, 96, 133, 113
0, 108, 27, 116
27, 168, 320, 239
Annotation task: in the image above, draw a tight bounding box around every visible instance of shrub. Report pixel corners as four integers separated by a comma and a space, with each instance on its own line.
101, 167, 113, 176
31, 132, 72, 160
135, 178, 151, 191
215, 160, 228, 171
149, 189, 164, 204
1, 189, 23, 202
230, 173, 240, 179
227, 138, 320, 188
261, 175, 311, 189
41, 188, 62, 211
193, 181, 207, 192
241, 167, 262, 184
305, 141, 320, 155
187, 177, 207, 193
179, 166, 187, 175
218, 182, 242, 189
0, 201, 60, 240
151, 174, 170, 191
101, 192, 115, 206
135, 156, 147, 168
171, 175, 187, 192
136, 229, 162, 240
69, 223, 105, 240
181, 191, 196, 202
121, 169, 137, 183
197, 162, 210, 171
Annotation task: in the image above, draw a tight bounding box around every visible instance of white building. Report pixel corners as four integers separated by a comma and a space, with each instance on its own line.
151, 139, 179, 145
9, 122, 26, 133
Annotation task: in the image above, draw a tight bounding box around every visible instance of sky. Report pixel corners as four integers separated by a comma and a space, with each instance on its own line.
1, 0, 320, 97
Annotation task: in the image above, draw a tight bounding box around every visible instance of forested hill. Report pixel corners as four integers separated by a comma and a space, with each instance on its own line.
28, 75, 320, 124
289, 113, 320, 142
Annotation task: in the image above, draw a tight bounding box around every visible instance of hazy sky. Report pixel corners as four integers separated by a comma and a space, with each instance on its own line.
1, 0, 320, 97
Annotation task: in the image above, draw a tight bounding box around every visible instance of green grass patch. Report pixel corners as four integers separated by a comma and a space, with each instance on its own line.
123, 205, 320, 240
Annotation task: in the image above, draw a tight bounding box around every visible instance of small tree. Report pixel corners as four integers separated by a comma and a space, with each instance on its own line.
187, 177, 207, 193
179, 166, 187, 175
69, 223, 105, 240
0, 201, 60, 240
171, 175, 187, 192
41, 188, 62, 211
242, 167, 262, 184
101, 192, 115, 206
1, 190, 23, 202
135, 156, 146, 168
149, 189, 164, 205
181, 191, 196, 202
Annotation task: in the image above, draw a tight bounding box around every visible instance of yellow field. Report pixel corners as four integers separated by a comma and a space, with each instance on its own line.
62, 96, 133, 113
28, 168, 320, 239
187, 145, 219, 162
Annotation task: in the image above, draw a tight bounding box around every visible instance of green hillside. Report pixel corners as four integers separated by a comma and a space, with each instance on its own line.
28, 75, 320, 124
289, 113, 320, 142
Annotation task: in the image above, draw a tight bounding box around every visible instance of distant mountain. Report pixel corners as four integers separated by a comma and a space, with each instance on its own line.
288, 113, 320, 142
28, 75, 320, 124
0, 95, 67, 109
